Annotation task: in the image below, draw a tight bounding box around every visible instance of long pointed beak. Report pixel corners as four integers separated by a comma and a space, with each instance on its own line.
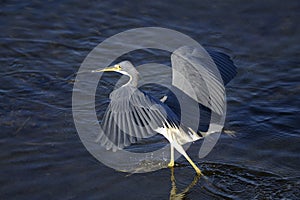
92, 66, 120, 73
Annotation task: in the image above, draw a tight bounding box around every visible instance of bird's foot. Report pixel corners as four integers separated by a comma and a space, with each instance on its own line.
168, 161, 174, 168
195, 168, 203, 176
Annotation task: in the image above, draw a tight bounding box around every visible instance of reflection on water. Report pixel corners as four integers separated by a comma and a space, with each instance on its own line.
169, 167, 200, 200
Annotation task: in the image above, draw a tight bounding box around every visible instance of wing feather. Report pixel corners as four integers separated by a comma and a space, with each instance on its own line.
171, 46, 226, 115
98, 86, 179, 151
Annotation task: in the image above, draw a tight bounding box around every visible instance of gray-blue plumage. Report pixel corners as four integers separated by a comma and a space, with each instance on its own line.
94, 48, 237, 174
164, 49, 237, 132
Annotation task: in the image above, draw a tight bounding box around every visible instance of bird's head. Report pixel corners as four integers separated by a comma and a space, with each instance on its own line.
92, 60, 138, 77
92, 61, 139, 87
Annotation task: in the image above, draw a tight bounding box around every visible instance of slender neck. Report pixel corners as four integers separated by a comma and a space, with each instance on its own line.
122, 73, 138, 87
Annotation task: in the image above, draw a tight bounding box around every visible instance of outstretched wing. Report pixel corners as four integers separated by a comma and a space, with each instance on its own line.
96, 86, 179, 151
166, 48, 237, 132
206, 49, 237, 86
171, 46, 227, 116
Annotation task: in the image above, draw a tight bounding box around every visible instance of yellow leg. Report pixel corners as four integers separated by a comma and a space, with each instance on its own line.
168, 144, 174, 167
185, 155, 202, 175
173, 143, 202, 175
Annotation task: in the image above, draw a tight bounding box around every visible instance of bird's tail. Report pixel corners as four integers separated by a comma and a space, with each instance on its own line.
187, 127, 203, 141
199, 127, 236, 137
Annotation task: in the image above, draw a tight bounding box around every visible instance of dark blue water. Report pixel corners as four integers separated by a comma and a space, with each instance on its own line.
1, 1, 299, 199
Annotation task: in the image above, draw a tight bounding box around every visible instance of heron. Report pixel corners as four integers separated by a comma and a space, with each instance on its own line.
92, 47, 237, 175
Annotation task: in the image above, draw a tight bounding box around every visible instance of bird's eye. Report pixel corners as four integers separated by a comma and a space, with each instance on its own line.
115, 64, 121, 70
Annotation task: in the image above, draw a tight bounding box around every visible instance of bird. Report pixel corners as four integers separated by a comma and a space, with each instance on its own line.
92, 47, 237, 175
